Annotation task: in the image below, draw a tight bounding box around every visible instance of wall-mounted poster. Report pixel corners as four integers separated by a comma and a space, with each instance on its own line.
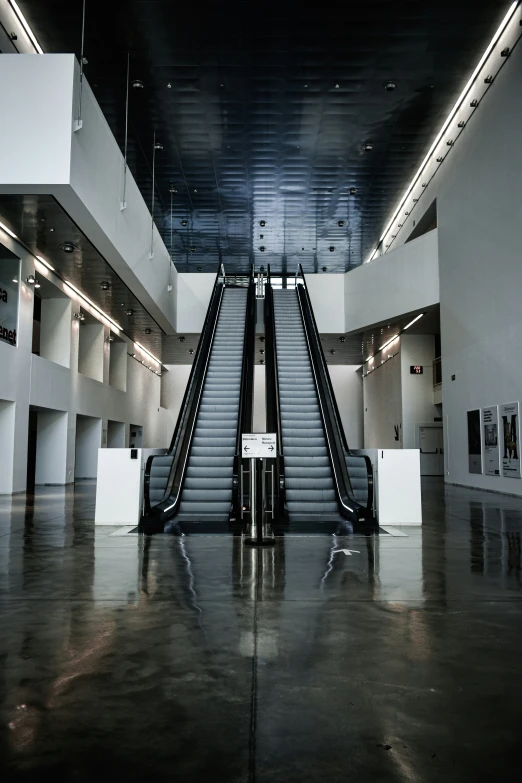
0, 256, 20, 347
483, 406, 500, 476
467, 409, 482, 474
501, 402, 521, 479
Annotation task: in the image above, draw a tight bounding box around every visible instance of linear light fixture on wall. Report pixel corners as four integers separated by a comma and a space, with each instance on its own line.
35, 255, 55, 272
134, 341, 162, 368
403, 313, 424, 330
63, 281, 122, 332
363, 313, 425, 376
366, 1, 521, 263
0, 220, 18, 240
8, 1, 44, 54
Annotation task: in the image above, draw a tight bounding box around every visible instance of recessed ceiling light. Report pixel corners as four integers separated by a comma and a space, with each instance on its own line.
197, 266, 202, 271
154, 142, 163, 150
322, 266, 327, 272
167, 83, 172, 88
349, 187, 357, 195
181, 219, 188, 226
61, 242, 76, 253
335, 83, 340, 89
259, 246, 265, 252
169, 184, 177, 193
259, 220, 266, 227
132, 79, 144, 89
188, 349, 194, 354
144, 328, 152, 334
330, 349, 336, 355
383, 80, 396, 91
190, 246, 196, 252
362, 142, 373, 151
100, 281, 111, 290
126, 309, 134, 316
338, 220, 344, 227
329, 246, 335, 252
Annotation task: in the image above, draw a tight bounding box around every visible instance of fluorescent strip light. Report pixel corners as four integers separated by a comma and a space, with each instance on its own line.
63, 281, 122, 332
36, 255, 55, 272
0, 220, 18, 240
378, 335, 399, 352
403, 313, 424, 330
376, 1, 519, 255
134, 341, 162, 367
8, 1, 44, 54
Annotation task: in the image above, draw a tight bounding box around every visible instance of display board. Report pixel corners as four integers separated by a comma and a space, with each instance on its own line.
500, 402, 520, 479
467, 409, 482, 474
482, 406, 500, 477
0, 257, 20, 347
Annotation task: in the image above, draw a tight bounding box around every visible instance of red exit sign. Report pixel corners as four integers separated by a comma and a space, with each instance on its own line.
410, 365, 423, 374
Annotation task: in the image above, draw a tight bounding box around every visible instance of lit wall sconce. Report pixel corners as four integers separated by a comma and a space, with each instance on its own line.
73, 312, 85, 322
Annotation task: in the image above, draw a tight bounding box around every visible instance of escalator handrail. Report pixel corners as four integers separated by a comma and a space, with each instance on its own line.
143, 263, 225, 518
232, 265, 256, 519
265, 265, 286, 516
295, 264, 362, 520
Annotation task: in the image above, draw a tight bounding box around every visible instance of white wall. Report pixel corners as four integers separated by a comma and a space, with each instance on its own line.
400, 334, 438, 449
176, 274, 215, 333
363, 351, 402, 449
75, 415, 102, 478
161, 365, 192, 429
35, 410, 69, 485
0, 54, 177, 335
327, 365, 363, 448
0, 400, 15, 494
306, 274, 345, 333
0, 230, 175, 493
344, 230, 439, 334
78, 322, 104, 381
253, 365, 266, 433
107, 420, 126, 448
40, 297, 72, 367
374, 33, 522, 495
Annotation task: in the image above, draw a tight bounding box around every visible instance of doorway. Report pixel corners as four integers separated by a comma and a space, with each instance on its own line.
129, 425, 143, 448
418, 425, 444, 475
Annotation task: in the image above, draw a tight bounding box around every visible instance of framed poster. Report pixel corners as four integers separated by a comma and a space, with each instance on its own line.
482, 406, 500, 476
0, 256, 20, 347
501, 402, 521, 479
467, 409, 482, 474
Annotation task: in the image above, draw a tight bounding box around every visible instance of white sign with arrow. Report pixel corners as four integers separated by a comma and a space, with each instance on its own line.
242, 433, 277, 458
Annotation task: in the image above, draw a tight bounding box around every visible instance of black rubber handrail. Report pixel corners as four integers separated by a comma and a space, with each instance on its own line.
265, 265, 286, 520
232, 265, 256, 522
295, 264, 366, 523
142, 264, 225, 526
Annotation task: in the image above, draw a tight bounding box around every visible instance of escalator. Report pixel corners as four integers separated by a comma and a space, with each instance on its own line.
265, 265, 373, 528
141, 265, 255, 533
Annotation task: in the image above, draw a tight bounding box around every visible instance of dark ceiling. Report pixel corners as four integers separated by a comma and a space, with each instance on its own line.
13, 0, 510, 274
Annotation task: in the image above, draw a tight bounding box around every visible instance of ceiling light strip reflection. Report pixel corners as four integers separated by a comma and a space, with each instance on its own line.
403, 313, 424, 330
8, 1, 44, 54
367, 1, 520, 263
63, 281, 122, 332
134, 341, 162, 367
0, 220, 18, 239
35, 255, 55, 272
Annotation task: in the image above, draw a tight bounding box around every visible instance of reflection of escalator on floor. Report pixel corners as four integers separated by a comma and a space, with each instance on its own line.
266, 266, 373, 529
141, 266, 255, 533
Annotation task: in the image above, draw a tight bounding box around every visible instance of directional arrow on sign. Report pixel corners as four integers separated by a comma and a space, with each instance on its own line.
268, 445, 274, 451
244, 446, 250, 452
334, 549, 360, 556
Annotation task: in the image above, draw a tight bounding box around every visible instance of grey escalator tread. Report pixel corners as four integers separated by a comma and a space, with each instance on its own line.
150, 287, 248, 523
274, 288, 352, 523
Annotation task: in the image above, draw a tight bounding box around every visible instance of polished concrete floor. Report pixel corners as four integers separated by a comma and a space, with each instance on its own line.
1, 478, 521, 781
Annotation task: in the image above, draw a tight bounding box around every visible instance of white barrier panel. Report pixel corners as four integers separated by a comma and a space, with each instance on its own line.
94, 448, 166, 525
354, 448, 422, 526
